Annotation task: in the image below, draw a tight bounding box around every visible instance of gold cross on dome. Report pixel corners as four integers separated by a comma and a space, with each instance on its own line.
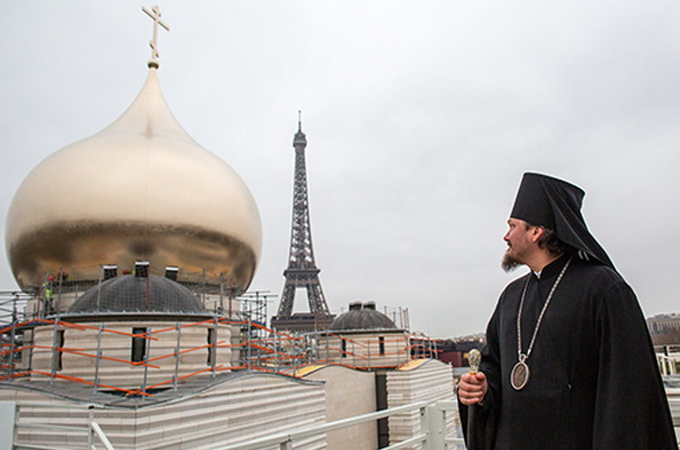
142, 5, 170, 68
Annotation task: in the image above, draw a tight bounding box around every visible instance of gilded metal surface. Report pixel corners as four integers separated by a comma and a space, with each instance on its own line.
9, 220, 257, 292
5, 69, 262, 290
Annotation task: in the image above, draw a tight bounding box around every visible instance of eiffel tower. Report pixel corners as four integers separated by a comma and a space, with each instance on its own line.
270, 115, 335, 333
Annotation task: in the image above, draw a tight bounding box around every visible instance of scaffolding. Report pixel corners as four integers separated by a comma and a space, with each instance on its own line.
238, 290, 276, 340
1, 320, 441, 400
0, 283, 442, 400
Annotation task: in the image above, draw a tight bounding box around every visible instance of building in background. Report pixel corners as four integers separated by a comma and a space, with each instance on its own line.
649, 313, 680, 346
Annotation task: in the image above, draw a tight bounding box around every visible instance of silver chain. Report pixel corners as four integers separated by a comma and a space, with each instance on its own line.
516, 256, 573, 362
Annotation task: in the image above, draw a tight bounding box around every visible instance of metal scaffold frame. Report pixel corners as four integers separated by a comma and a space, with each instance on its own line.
1, 312, 443, 399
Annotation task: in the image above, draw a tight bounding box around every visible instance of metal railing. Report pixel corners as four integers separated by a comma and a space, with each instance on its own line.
217, 400, 464, 450
10, 402, 115, 450
658, 353, 680, 376
215, 391, 680, 450
7, 400, 463, 450
9, 394, 680, 450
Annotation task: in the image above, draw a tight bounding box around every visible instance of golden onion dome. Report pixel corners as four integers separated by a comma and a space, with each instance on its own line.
5, 67, 262, 292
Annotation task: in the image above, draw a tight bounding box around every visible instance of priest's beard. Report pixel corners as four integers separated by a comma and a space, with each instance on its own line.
502, 252, 522, 272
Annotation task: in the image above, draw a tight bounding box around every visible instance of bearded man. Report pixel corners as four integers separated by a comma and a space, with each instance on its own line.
457, 172, 677, 449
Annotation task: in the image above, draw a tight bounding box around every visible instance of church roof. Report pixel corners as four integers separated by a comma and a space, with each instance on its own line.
329, 301, 398, 332
5, 54, 261, 291
65, 274, 207, 315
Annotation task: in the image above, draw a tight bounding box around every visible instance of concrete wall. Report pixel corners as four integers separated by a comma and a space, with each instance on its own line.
316, 331, 409, 368
5, 373, 326, 449
303, 365, 378, 450
31, 320, 239, 389
386, 359, 457, 449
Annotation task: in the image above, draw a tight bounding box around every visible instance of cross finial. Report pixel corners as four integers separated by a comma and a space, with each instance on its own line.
142, 5, 170, 69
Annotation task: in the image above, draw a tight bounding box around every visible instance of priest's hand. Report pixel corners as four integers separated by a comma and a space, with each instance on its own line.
458, 372, 488, 406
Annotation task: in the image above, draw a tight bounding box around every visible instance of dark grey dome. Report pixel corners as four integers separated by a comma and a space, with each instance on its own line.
67, 274, 207, 314
329, 301, 397, 331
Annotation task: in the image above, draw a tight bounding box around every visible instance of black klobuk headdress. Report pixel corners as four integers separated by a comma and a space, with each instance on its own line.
510, 172, 614, 269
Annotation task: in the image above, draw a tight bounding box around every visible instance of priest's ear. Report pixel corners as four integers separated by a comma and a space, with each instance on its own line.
530, 225, 546, 243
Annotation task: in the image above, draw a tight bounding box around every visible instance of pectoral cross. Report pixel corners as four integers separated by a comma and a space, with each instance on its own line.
142, 5, 170, 68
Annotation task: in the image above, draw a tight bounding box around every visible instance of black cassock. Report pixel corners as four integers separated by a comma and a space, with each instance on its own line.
459, 255, 677, 449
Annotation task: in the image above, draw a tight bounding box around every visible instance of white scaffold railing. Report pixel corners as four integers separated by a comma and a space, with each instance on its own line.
8, 402, 115, 450
667, 387, 680, 444
217, 400, 464, 450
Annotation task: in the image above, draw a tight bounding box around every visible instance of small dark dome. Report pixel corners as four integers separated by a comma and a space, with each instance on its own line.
67, 274, 207, 314
329, 302, 398, 331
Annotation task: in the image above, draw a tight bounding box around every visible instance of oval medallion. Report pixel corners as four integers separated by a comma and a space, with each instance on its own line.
511, 360, 530, 390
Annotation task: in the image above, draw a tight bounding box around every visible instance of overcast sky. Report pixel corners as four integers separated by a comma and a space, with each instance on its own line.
1, 1, 679, 338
